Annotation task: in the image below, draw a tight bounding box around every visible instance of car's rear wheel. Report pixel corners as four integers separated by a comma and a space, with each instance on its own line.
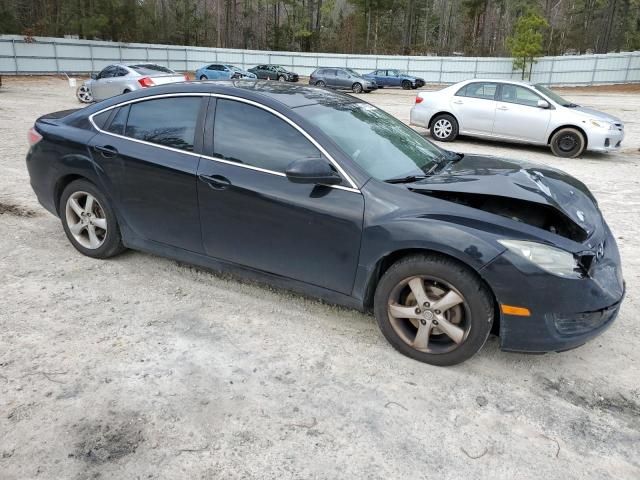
430, 113, 458, 142
60, 180, 125, 259
550, 128, 586, 158
315, 80, 326, 87
374, 254, 494, 366
352, 83, 363, 94
402, 80, 412, 90
200, 75, 207, 80
76, 85, 93, 103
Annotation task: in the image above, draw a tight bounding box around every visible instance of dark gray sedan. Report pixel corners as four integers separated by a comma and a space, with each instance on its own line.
309, 68, 377, 94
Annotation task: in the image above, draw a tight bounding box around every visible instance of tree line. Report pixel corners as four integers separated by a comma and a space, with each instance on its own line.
1, 0, 639, 56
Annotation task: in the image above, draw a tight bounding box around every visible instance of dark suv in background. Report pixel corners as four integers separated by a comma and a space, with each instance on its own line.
309, 68, 377, 94
248, 65, 299, 82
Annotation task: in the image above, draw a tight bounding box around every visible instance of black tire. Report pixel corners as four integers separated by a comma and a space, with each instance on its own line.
315, 80, 326, 87
430, 113, 458, 142
352, 82, 363, 94
364, 90, 372, 93
550, 128, 586, 158
59, 179, 125, 259
373, 254, 494, 366
200, 75, 207, 80
411, 85, 418, 89
123, 89, 131, 94
401, 80, 412, 90
278, 75, 286, 82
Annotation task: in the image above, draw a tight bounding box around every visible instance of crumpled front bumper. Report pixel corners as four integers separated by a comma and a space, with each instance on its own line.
480, 227, 625, 353
586, 126, 625, 153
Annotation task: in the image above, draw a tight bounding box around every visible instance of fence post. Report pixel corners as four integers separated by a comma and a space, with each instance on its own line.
166, 48, 170, 68
242, 51, 245, 70
624, 54, 633, 82
438, 58, 443, 84
406, 56, 410, 74
184, 47, 188, 72
89, 43, 94, 72
473, 58, 478, 78
118, 44, 122, 63
548, 57, 555, 85
146, 47, 149, 61
12, 39, 18, 74
590, 56, 599, 86
53, 40, 60, 74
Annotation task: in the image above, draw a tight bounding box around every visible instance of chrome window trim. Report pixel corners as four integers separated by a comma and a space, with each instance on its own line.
87, 92, 361, 193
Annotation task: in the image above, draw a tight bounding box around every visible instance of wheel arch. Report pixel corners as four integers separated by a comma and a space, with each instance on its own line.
54, 174, 90, 214
362, 247, 501, 335
428, 111, 459, 129
547, 124, 588, 148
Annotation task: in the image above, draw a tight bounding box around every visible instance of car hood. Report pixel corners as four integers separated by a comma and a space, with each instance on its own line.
564, 105, 622, 124
409, 154, 601, 238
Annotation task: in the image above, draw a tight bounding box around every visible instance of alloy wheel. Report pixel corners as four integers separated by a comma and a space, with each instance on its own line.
65, 191, 107, 249
387, 275, 470, 354
433, 119, 452, 139
76, 85, 93, 103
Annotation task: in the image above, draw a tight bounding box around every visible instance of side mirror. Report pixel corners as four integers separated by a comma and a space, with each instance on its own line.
285, 158, 342, 185
537, 99, 550, 109
90, 73, 98, 80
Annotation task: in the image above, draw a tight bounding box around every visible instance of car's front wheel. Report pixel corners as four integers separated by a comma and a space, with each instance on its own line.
374, 254, 494, 366
430, 114, 458, 142
550, 128, 586, 158
200, 75, 207, 80
76, 85, 93, 103
352, 82, 363, 94
60, 180, 125, 259
402, 80, 412, 90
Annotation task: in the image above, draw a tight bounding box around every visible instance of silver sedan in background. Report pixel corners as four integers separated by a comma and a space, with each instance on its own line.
76, 64, 187, 103
410, 79, 625, 157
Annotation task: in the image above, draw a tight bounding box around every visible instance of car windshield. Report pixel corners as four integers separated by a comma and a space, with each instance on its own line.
226, 65, 241, 72
129, 64, 174, 75
274, 66, 287, 72
345, 68, 360, 77
299, 102, 445, 181
533, 84, 575, 107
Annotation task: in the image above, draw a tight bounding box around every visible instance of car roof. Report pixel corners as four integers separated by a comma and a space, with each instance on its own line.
461, 78, 535, 87
82, 80, 361, 111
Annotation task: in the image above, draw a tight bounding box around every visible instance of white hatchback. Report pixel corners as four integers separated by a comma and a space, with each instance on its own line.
410, 79, 624, 157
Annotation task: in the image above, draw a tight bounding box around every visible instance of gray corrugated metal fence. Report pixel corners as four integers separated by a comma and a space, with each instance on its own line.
1, 35, 639, 86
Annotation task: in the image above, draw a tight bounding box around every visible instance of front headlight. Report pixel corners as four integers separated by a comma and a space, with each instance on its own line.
588, 119, 613, 130
498, 240, 581, 278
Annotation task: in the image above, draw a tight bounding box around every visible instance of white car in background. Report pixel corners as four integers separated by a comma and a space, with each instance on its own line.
76, 63, 187, 103
410, 79, 624, 157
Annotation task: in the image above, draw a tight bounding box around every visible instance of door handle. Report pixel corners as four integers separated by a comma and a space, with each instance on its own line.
453, 100, 463, 104
199, 174, 231, 190
94, 145, 118, 157
497, 106, 509, 111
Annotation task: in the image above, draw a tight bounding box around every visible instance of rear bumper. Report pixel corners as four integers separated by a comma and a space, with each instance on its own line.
480, 226, 625, 353
409, 106, 432, 128
587, 128, 624, 152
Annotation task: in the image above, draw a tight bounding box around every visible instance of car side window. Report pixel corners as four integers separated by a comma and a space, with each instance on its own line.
337, 70, 347, 78
98, 66, 116, 79
388, 70, 397, 77
123, 97, 201, 151
213, 99, 324, 174
461, 82, 498, 100
500, 85, 542, 107
106, 106, 129, 135
116, 67, 128, 77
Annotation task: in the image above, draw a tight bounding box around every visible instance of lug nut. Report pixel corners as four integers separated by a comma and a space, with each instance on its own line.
415, 308, 421, 314
423, 302, 430, 308
435, 310, 441, 314
432, 320, 439, 326
420, 319, 426, 325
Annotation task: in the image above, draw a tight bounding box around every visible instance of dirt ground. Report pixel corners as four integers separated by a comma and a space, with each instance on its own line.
0, 76, 639, 479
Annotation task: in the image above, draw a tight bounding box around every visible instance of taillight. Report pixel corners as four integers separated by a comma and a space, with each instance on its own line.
28, 127, 42, 146
184, 75, 189, 81
138, 77, 155, 87
415, 96, 424, 104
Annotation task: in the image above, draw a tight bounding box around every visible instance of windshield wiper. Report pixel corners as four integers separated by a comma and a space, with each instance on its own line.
384, 174, 429, 184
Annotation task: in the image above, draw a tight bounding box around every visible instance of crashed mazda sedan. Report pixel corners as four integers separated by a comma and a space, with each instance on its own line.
26, 81, 625, 366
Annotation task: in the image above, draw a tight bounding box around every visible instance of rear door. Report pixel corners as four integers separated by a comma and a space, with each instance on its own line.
196, 97, 364, 294
493, 84, 552, 143
387, 70, 401, 87
89, 95, 206, 252
450, 81, 498, 135
324, 69, 338, 88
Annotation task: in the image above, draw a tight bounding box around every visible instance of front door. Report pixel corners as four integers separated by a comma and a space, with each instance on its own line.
493, 84, 552, 143
197, 98, 364, 294
89, 95, 206, 252
91, 65, 118, 101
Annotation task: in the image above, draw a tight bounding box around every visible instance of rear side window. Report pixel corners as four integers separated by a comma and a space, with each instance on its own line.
213, 99, 321, 173
92, 110, 111, 130
458, 82, 497, 100
123, 97, 201, 151
129, 64, 174, 74
107, 106, 129, 135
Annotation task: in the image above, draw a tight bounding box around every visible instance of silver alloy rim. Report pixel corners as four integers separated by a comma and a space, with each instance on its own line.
77, 85, 93, 103
65, 191, 107, 249
387, 276, 470, 354
279, 76, 286, 82
353, 83, 362, 93
433, 119, 452, 139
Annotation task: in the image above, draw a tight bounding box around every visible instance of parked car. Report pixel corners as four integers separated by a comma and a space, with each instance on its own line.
309, 68, 377, 94
27, 81, 624, 366
195, 64, 257, 80
364, 69, 425, 89
76, 63, 186, 103
410, 79, 625, 157
248, 65, 299, 82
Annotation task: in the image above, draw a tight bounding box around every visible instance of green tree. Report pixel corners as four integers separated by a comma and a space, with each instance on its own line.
507, 10, 548, 80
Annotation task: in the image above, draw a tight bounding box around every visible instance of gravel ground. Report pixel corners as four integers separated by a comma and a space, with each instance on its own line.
1, 77, 639, 479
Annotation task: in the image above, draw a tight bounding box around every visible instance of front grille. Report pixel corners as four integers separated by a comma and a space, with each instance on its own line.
550, 303, 619, 336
